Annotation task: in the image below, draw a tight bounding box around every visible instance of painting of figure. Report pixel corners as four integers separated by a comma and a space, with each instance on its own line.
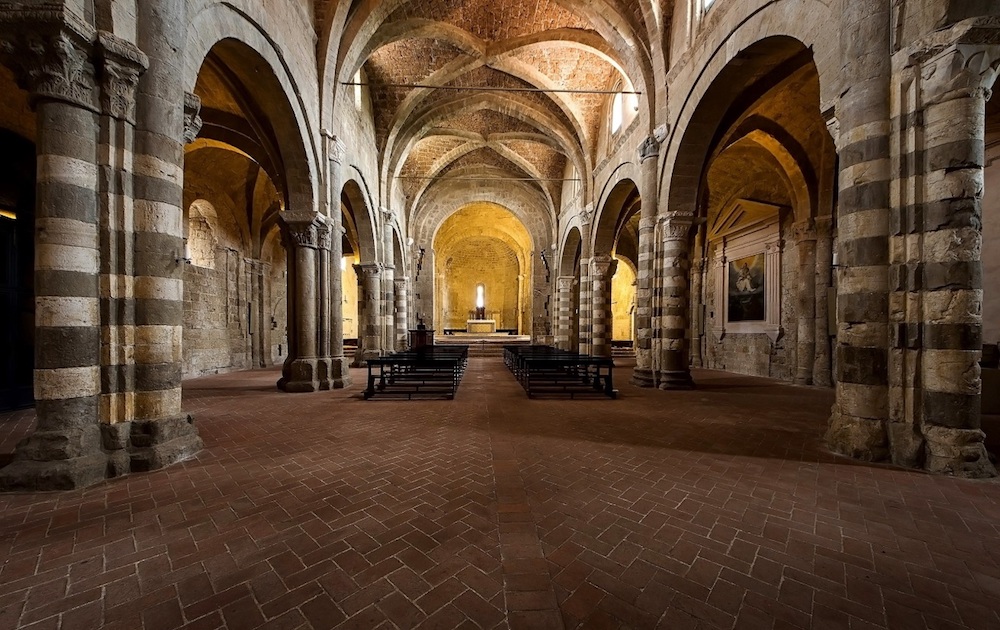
728, 253, 765, 322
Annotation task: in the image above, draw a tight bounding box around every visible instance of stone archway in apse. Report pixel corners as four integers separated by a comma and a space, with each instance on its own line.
433, 204, 533, 335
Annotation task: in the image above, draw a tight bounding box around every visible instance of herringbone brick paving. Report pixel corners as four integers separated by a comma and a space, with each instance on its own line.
1, 359, 999, 629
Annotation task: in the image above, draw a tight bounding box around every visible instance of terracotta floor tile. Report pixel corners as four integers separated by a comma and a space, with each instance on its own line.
1, 360, 1000, 629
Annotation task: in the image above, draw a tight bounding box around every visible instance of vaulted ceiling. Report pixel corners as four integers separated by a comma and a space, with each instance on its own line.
319, 0, 667, 223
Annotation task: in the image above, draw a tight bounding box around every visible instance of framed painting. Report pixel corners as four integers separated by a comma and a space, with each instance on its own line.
727, 253, 765, 322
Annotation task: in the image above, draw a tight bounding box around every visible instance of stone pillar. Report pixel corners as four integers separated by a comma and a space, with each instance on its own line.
904, 33, 999, 477
0, 23, 108, 490
794, 219, 817, 385
590, 255, 618, 358
632, 135, 660, 385
554, 276, 574, 350
316, 219, 333, 389
577, 256, 592, 355
814, 216, 834, 386
278, 212, 325, 393
95, 33, 147, 438
826, 0, 892, 461
658, 214, 695, 390
325, 134, 350, 387
131, 0, 201, 468
354, 263, 382, 365
394, 278, 408, 350
382, 265, 395, 353
689, 227, 706, 369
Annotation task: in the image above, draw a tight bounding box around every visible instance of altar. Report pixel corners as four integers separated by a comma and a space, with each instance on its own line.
466, 319, 496, 334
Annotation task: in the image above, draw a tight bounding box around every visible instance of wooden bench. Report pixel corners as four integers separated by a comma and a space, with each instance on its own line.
364, 345, 469, 400
504, 345, 617, 399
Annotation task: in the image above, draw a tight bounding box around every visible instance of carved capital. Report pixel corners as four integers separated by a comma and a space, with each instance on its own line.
330, 135, 346, 164
316, 219, 333, 251
183, 92, 203, 144
920, 43, 1000, 105
814, 215, 834, 239
638, 134, 660, 162
96, 31, 146, 123
281, 212, 325, 249
659, 213, 694, 241
353, 263, 382, 279
591, 255, 618, 280
556, 275, 575, 291
792, 218, 817, 243
0, 25, 97, 111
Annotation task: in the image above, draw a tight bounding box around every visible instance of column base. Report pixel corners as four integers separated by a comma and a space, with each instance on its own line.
629, 368, 656, 388
128, 415, 203, 473
0, 453, 108, 491
331, 356, 352, 388
351, 349, 380, 368
922, 425, 997, 479
825, 408, 888, 461
279, 358, 322, 392
658, 370, 695, 390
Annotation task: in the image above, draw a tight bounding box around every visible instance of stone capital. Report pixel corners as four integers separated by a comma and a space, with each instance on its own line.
814, 215, 834, 239
316, 219, 334, 251
353, 262, 382, 278
183, 92, 203, 144
792, 218, 817, 243
659, 213, 694, 241
591, 255, 618, 280
281, 212, 326, 249
556, 275, 575, 291
920, 43, 1000, 105
329, 134, 346, 164
638, 134, 660, 162
0, 23, 98, 112
393, 277, 408, 289
96, 31, 146, 123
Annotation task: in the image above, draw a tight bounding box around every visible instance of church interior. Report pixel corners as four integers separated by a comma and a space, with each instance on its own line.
2, 0, 1000, 627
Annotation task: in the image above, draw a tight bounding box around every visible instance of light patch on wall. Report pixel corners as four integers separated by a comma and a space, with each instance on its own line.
0, 209, 15, 220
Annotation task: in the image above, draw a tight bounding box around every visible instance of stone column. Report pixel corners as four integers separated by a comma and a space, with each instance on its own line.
658, 214, 695, 390
632, 135, 660, 385
316, 219, 333, 389
328, 222, 350, 387
95, 33, 147, 441
794, 219, 817, 385
278, 212, 324, 392
325, 134, 350, 387
826, 0, 892, 461
382, 265, 395, 353
577, 216, 593, 355
813, 216, 834, 386
907, 34, 999, 477
590, 255, 618, 358
689, 227, 706, 369
394, 278, 408, 350
354, 263, 382, 365
554, 276, 574, 350
131, 0, 201, 468
0, 23, 107, 490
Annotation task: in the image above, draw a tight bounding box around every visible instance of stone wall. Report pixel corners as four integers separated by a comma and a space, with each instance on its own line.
436, 237, 522, 331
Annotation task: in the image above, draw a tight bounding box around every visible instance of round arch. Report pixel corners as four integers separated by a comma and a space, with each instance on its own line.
341, 177, 380, 263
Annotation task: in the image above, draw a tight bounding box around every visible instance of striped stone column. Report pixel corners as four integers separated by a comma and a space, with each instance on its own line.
316, 218, 333, 389
658, 214, 695, 390
382, 264, 395, 353
909, 37, 999, 477
554, 276, 574, 350
794, 219, 817, 385
394, 278, 409, 350
353, 263, 382, 365
577, 257, 592, 355
590, 255, 617, 358
131, 0, 201, 468
325, 134, 350, 387
632, 135, 660, 386
813, 216, 834, 386
826, 0, 892, 461
689, 256, 705, 369
278, 212, 324, 393
0, 25, 108, 490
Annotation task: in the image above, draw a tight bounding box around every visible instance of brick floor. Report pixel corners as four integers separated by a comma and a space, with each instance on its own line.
2, 359, 1000, 629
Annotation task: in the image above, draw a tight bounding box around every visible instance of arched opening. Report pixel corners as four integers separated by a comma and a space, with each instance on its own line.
981, 87, 1000, 451
594, 178, 641, 355
433, 204, 533, 335
671, 37, 836, 384
559, 227, 584, 351
182, 38, 311, 377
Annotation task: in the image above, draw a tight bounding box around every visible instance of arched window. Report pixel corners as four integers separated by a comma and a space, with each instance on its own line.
703, 0, 716, 11
353, 69, 363, 109
611, 90, 624, 135
476, 284, 485, 309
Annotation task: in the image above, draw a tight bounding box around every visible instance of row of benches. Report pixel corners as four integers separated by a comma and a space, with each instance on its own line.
363, 345, 469, 399
503, 345, 618, 399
